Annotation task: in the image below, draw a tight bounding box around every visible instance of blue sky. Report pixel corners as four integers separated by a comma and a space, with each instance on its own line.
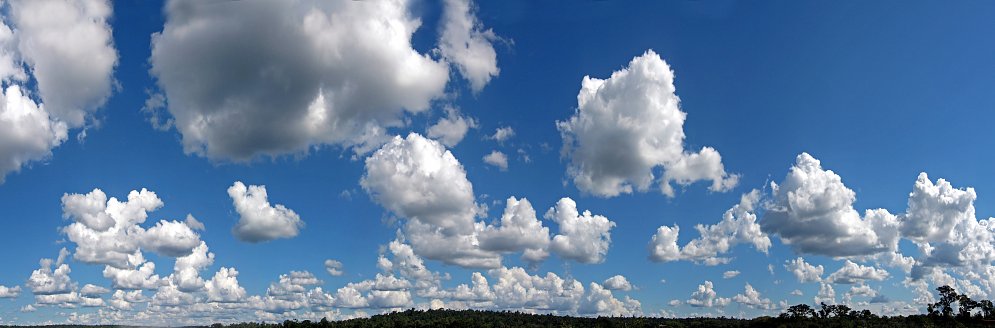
0, 0, 994, 324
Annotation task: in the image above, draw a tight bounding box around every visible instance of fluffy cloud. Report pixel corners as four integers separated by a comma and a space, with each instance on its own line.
477, 197, 551, 263
438, 0, 500, 92
324, 260, 344, 277
0, 285, 21, 298
61, 188, 164, 268
723, 271, 740, 279
557, 50, 738, 198
602, 275, 632, 291
426, 107, 477, 147
488, 266, 584, 312
762, 153, 898, 257
483, 150, 509, 171
148, 0, 498, 161
228, 181, 304, 243
648, 190, 770, 265
546, 198, 616, 264
26, 248, 76, 295
732, 284, 774, 310
205, 267, 247, 303
141, 220, 202, 257
79, 284, 109, 297
489, 127, 515, 143
902, 173, 994, 272
578, 283, 641, 316
784, 257, 824, 283
0, 0, 117, 182
686, 280, 729, 308
826, 260, 889, 284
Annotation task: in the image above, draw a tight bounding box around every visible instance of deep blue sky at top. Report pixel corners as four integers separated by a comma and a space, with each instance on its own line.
0, 0, 993, 318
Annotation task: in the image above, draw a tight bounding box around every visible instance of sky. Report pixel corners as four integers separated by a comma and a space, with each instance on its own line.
0, 0, 994, 325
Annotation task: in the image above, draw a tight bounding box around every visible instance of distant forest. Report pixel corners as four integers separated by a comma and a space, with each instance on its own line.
3, 285, 994, 328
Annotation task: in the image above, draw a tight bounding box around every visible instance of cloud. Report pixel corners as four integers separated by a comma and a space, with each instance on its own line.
826, 260, 889, 284
325, 259, 344, 277
762, 153, 898, 257
426, 107, 477, 147
483, 150, 509, 171
784, 257, 824, 283
147, 0, 469, 161
732, 284, 774, 310
438, 0, 500, 92
557, 50, 738, 198
602, 275, 632, 291
648, 190, 770, 265
79, 284, 109, 298
26, 248, 76, 296
61, 188, 164, 268
489, 127, 515, 143
477, 197, 551, 263
578, 282, 641, 316
228, 181, 304, 243
205, 267, 247, 303
0, 0, 117, 182
722, 271, 740, 279
546, 198, 616, 264
0, 285, 21, 298
141, 220, 202, 257
686, 280, 729, 308
487, 266, 584, 312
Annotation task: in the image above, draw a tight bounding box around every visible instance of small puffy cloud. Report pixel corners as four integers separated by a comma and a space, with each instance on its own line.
26, 248, 76, 295
686, 280, 728, 308
762, 153, 898, 257
206, 267, 247, 303
171, 241, 214, 292
228, 181, 304, 243
546, 198, 616, 264
148, 0, 456, 161
487, 266, 584, 312
0, 285, 21, 298
723, 271, 740, 279
732, 284, 774, 310
184, 214, 205, 231
438, 0, 500, 92
557, 50, 737, 198
785, 257, 824, 283
61, 188, 164, 268
790, 289, 804, 296
901, 172, 976, 243
427, 107, 477, 147
489, 126, 515, 143
814, 282, 836, 304
102, 257, 161, 290
602, 275, 632, 291
477, 197, 550, 263
578, 282, 641, 316
325, 259, 344, 277
79, 284, 109, 297
648, 190, 769, 265
826, 260, 889, 284
141, 220, 202, 257
483, 150, 509, 171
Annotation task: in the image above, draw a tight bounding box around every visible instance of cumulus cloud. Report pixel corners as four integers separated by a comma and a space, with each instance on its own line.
784, 257, 824, 283
206, 267, 247, 303
648, 190, 770, 265
557, 50, 738, 198
228, 181, 304, 243
26, 248, 76, 296
148, 0, 501, 161
546, 198, 616, 264
438, 0, 500, 92
732, 284, 774, 310
141, 220, 202, 257
723, 271, 740, 279
489, 127, 515, 143
602, 275, 632, 291
61, 188, 164, 268
0, 0, 117, 182
325, 259, 344, 277
826, 260, 889, 284
477, 197, 551, 263
578, 283, 641, 317
0, 285, 21, 298
686, 280, 729, 308
762, 153, 898, 257
483, 150, 509, 171
426, 107, 477, 147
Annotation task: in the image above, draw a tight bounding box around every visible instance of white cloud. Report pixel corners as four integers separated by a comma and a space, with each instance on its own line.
170, 241, 214, 292
546, 197, 616, 264
477, 197, 550, 263
0, 285, 21, 298
648, 190, 770, 265
487, 266, 584, 312
61, 188, 164, 268
578, 282, 641, 316
483, 150, 509, 171
0, 85, 67, 183
102, 256, 162, 290
79, 284, 108, 298
686, 280, 728, 308
26, 248, 76, 295
722, 271, 740, 279
732, 284, 773, 310
826, 260, 889, 284
228, 181, 304, 243
784, 257, 824, 283
557, 50, 738, 198
325, 259, 344, 277
814, 282, 836, 305
148, 0, 459, 161
489, 126, 515, 143
205, 267, 247, 303
602, 275, 632, 291
426, 107, 477, 147
438, 0, 500, 92
762, 153, 898, 257
141, 220, 202, 257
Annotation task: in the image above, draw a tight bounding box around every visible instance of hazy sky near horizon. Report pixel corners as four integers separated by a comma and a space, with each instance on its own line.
1, 0, 995, 324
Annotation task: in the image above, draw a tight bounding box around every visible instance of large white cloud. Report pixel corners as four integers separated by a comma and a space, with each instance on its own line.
557, 50, 738, 198
0, 285, 21, 298
761, 153, 898, 257
546, 197, 616, 264
228, 181, 304, 243
648, 190, 770, 265
826, 260, 889, 284
148, 0, 498, 161
0, 0, 117, 182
